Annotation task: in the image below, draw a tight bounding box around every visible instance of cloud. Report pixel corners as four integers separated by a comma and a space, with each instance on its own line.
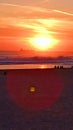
0, 3, 73, 19
0, 3, 73, 31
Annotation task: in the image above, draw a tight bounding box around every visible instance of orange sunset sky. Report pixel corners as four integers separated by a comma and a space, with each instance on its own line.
0, 0, 73, 57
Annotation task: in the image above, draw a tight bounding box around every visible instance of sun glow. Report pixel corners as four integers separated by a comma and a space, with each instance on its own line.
30, 36, 58, 51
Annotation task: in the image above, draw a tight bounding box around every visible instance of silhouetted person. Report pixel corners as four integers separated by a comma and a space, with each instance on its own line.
60, 66, 63, 69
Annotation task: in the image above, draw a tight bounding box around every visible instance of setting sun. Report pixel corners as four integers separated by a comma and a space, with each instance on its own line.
30, 36, 58, 51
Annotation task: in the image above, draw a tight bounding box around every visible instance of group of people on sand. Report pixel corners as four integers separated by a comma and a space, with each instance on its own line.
54, 66, 73, 69
54, 66, 64, 69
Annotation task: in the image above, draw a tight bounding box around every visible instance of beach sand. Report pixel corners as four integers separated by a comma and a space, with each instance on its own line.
0, 68, 73, 129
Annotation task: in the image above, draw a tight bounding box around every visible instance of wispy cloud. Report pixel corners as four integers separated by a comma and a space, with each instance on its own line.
0, 3, 73, 19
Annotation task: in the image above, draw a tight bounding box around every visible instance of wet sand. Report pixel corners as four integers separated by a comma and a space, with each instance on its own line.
0, 68, 73, 129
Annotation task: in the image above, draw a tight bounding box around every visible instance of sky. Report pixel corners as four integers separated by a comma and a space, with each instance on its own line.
0, 0, 73, 57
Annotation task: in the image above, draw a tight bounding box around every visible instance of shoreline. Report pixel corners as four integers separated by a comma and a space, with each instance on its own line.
0, 63, 73, 70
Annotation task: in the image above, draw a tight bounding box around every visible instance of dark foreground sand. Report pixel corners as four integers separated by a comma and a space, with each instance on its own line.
0, 68, 73, 130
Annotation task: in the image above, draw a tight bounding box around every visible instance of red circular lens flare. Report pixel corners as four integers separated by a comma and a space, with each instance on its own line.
7, 70, 63, 111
